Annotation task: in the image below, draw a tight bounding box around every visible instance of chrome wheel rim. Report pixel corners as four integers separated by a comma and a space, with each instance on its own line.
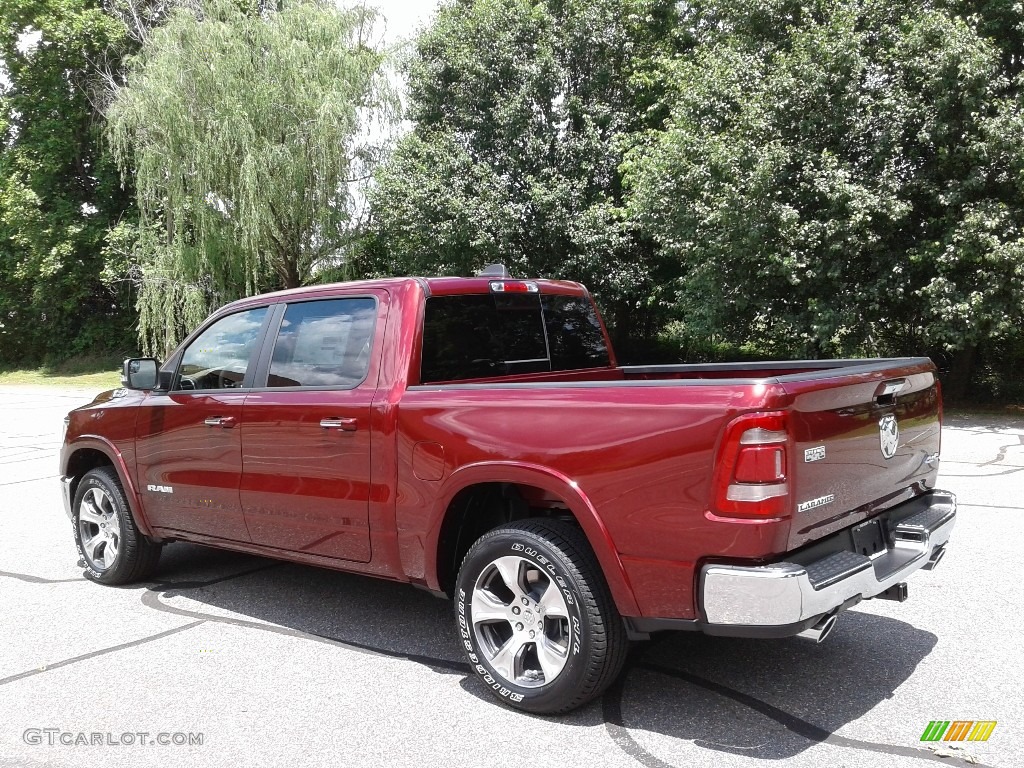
471, 555, 571, 688
78, 487, 121, 571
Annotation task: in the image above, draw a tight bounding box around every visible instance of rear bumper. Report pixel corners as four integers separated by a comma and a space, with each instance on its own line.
696, 490, 955, 634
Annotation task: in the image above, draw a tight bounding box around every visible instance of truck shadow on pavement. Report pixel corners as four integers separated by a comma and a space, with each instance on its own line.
145, 542, 944, 766
602, 618, 939, 764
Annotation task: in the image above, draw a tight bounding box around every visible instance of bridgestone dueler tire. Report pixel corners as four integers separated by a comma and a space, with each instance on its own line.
455, 519, 628, 714
73, 467, 162, 585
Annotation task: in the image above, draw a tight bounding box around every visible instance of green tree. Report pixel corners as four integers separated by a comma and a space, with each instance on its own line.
622, 0, 1024, 396
949, 0, 1024, 79
366, 0, 687, 349
0, 0, 137, 364
106, 0, 398, 355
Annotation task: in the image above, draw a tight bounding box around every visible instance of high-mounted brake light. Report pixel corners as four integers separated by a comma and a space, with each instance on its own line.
711, 411, 790, 519
490, 280, 539, 293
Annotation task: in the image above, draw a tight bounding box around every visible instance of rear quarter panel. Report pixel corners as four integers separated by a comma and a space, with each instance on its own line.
396, 382, 793, 619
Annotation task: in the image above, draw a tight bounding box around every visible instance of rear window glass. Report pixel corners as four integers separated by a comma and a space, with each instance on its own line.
420, 293, 609, 383
268, 298, 376, 388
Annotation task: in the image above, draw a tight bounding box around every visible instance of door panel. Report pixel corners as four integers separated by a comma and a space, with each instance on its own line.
135, 392, 250, 540
135, 305, 270, 541
240, 295, 380, 562
240, 390, 373, 560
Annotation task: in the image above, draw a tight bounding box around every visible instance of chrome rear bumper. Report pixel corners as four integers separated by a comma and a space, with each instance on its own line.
700, 491, 956, 630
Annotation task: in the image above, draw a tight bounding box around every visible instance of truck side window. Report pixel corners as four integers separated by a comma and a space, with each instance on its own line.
267, 297, 377, 388
540, 295, 610, 372
176, 307, 268, 391
421, 293, 610, 383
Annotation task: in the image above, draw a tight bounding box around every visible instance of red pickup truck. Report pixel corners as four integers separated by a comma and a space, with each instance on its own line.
60, 271, 955, 713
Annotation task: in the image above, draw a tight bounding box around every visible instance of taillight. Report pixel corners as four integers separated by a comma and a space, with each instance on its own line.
712, 411, 790, 519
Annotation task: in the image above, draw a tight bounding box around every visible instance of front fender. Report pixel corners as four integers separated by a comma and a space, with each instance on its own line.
423, 461, 640, 617
62, 436, 155, 538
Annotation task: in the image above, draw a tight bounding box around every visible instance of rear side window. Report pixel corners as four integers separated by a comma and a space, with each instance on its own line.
542, 294, 611, 372
268, 298, 376, 388
420, 293, 609, 383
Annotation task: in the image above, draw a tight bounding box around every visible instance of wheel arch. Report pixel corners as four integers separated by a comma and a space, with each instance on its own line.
425, 462, 639, 616
64, 438, 155, 538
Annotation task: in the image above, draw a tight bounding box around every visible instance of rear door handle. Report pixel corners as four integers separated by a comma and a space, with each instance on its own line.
320, 417, 358, 431
204, 416, 237, 428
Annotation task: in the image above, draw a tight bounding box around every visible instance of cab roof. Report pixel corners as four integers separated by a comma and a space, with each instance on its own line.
218, 275, 589, 313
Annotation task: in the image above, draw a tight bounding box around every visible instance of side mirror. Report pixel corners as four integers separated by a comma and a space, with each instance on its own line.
122, 358, 160, 390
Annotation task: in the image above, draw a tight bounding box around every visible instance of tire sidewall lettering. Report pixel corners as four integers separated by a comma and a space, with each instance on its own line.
459, 532, 588, 706
73, 476, 122, 582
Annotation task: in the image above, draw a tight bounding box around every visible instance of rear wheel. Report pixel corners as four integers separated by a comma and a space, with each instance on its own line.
455, 518, 627, 713
73, 467, 162, 585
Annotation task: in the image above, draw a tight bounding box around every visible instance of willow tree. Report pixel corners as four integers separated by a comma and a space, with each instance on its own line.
106, 0, 398, 355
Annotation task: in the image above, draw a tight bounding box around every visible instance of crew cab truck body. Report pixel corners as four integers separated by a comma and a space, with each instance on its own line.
60, 274, 955, 713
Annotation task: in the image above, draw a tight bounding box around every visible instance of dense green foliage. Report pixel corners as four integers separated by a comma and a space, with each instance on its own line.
368, 0, 1024, 396
621, 0, 1024, 397
0, 0, 136, 364
106, 0, 398, 355
1, 0, 1023, 400
365, 0, 686, 346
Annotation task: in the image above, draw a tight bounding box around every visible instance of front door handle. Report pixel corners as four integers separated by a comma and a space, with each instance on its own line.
204, 416, 237, 428
320, 417, 358, 431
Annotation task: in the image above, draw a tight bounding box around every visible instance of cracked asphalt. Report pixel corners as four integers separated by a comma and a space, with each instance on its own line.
0, 385, 1021, 768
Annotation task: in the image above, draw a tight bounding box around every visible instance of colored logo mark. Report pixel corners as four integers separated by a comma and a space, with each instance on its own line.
920, 721, 997, 742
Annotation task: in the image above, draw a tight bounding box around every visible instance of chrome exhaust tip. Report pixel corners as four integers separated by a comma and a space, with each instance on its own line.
923, 545, 946, 571
796, 614, 838, 644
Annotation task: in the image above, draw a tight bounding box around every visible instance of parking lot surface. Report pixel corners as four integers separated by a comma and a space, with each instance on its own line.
1, 385, 1021, 768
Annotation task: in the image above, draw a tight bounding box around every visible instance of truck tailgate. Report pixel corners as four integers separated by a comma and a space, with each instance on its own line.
781, 359, 942, 550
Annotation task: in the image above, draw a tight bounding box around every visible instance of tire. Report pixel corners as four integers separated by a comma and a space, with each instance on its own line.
72, 467, 162, 585
455, 518, 628, 714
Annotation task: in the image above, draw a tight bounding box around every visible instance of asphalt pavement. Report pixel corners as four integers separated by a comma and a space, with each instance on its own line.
0, 384, 1021, 768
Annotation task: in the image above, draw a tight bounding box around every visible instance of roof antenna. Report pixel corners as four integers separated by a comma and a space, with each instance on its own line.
477, 264, 511, 278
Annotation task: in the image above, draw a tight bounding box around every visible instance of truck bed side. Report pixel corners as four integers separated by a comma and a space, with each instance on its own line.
396, 357, 940, 622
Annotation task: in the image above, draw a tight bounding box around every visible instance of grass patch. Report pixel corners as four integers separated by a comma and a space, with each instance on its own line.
0, 354, 122, 389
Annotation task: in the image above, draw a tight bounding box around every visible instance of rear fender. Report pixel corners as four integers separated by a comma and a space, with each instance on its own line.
424, 461, 640, 616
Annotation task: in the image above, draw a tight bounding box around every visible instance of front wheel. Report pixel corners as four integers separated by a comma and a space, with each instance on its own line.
455, 519, 627, 714
72, 467, 162, 585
